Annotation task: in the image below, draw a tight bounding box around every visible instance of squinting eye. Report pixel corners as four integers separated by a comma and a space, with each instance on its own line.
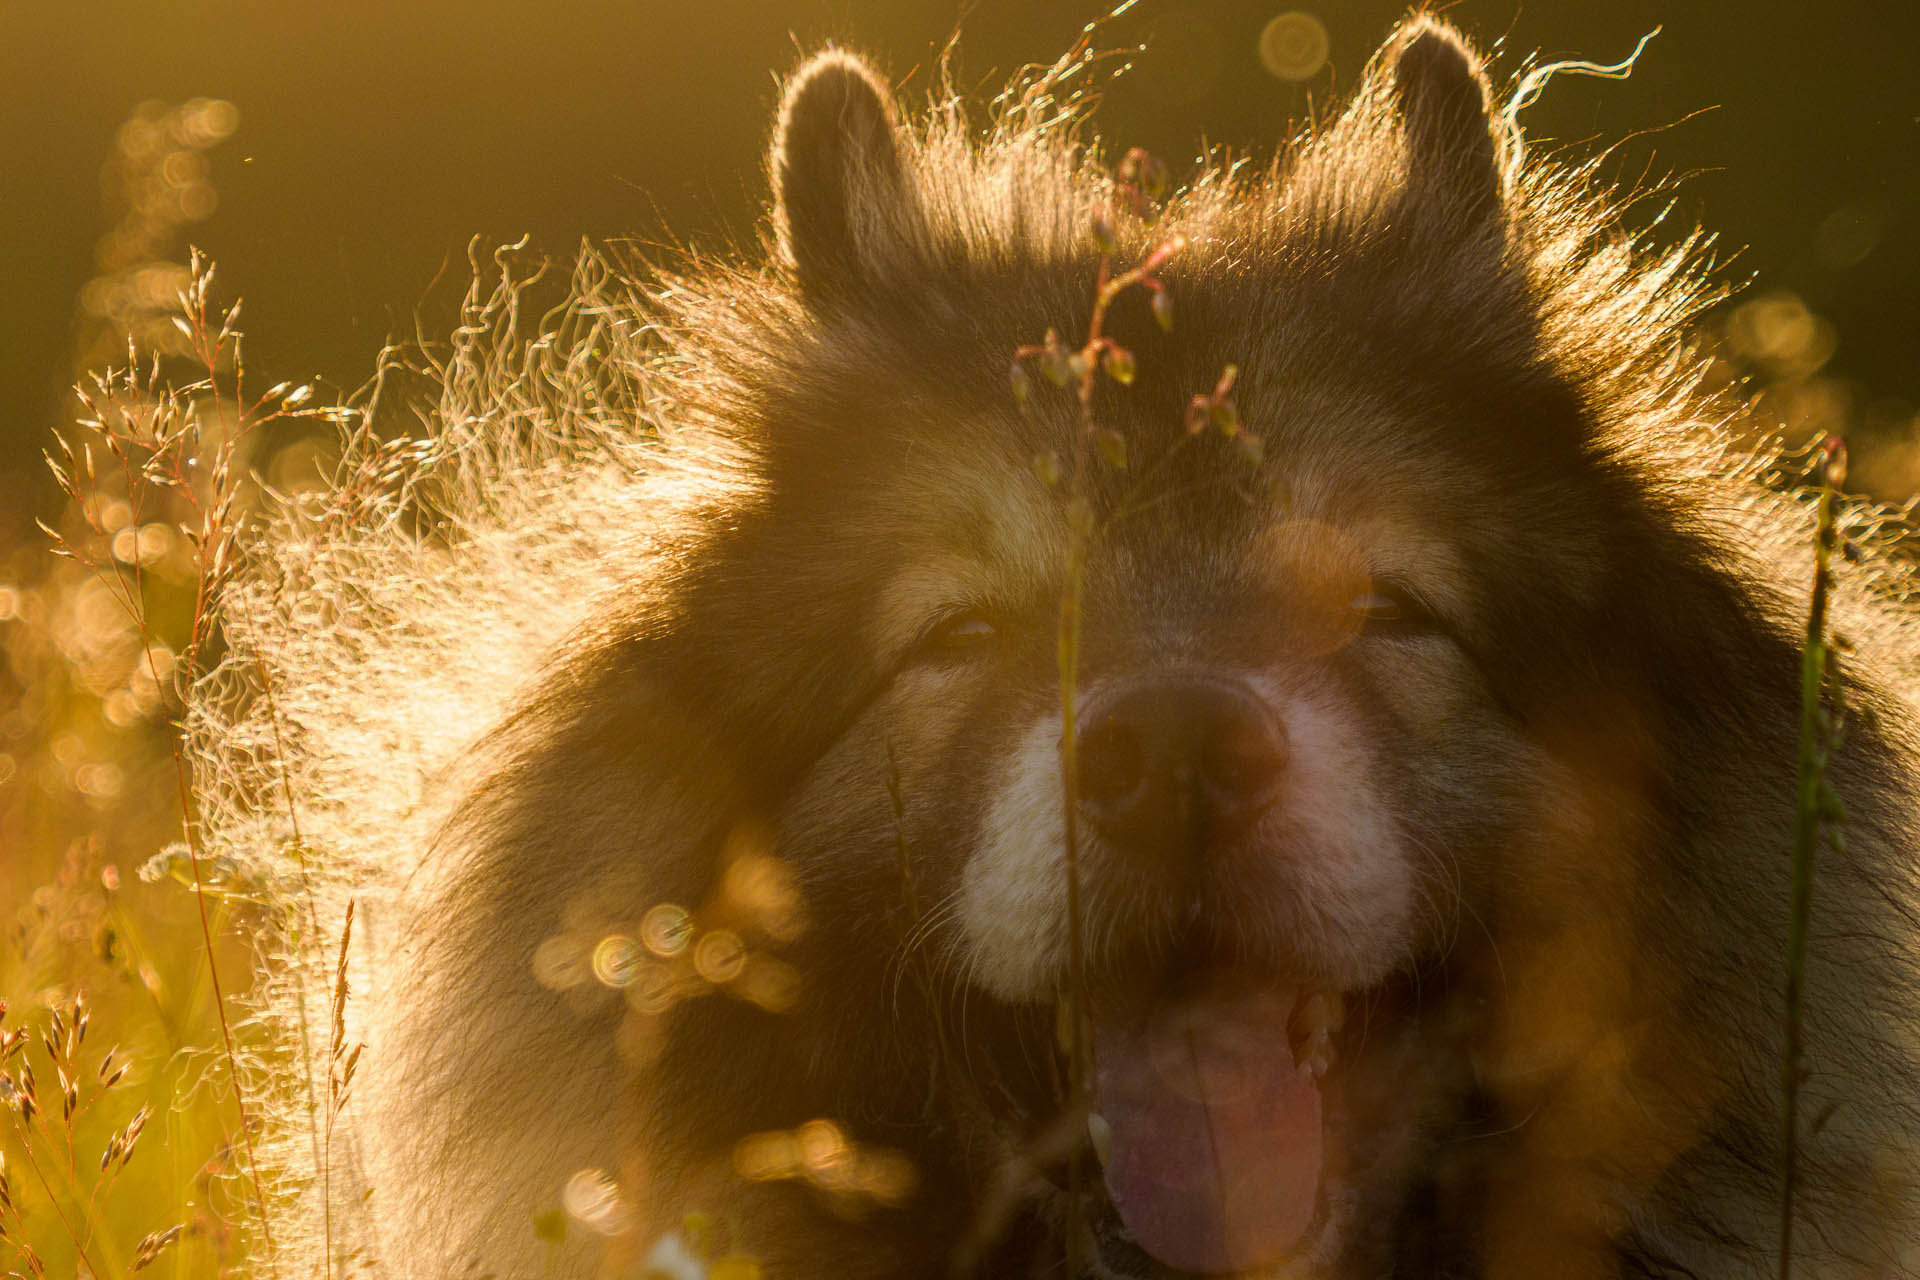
918, 612, 1000, 655
1349, 591, 1404, 620
1350, 582, 1435, 632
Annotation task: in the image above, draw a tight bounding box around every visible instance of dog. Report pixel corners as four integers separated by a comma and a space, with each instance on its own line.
200, 15, 1920, 1278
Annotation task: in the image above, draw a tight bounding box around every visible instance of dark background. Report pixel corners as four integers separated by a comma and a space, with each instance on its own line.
4, 0, 1916, 520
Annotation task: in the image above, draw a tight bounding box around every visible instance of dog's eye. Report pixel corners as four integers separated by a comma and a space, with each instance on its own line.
1350, 582, 1436, 632
916, 612, 1001, 657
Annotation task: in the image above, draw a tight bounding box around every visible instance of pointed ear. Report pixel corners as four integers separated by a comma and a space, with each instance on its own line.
771, 50, 920, 298
1388, 17, 1511, 227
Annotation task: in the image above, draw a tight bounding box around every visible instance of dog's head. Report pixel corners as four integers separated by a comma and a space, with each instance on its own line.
650, 17, 1737, 1275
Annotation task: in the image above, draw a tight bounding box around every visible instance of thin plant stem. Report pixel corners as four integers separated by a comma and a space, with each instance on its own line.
1779, 434, 1846, 1280
52, 256, 287, 1272
1050, 224, 1186, 1274
3, 1113, 106, 1280
1014, 152, 1247, 1275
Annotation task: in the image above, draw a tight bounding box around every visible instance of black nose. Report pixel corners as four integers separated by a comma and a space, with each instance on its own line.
1075, 677, 1287, 853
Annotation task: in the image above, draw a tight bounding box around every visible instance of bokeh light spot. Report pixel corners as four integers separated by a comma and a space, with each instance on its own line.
561, 1167, 634, 1237
858, 1149, 919, 1206
733, 1130, 800, 1182
1259, 12, 1330, 82
624, 961, 681, 1016
75, 762, 125, 800
693, 929, 747, 985
136, 523, 173, 564
640, 901, 693, 957
178, 183, 219, 221
721, 855, 805, 942
1726, 291, 1836, 378
796, 1118, 852, 1190
591, 933, 644, 988
531, 934, 589, 991
732, 955, 801, 1013
160, 151, 208, 187
1814, 204, 1884, 270
178, 98, 239, 147
734, 1121, 919, 1206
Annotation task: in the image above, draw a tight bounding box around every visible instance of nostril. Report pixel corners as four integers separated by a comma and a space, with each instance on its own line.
1078, 718, 1146, 817
1073, 677, 1287, 850
1201, 711, 1286, 827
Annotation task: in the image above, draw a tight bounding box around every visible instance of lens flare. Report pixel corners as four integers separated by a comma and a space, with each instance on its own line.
1259, 12, 1330, 82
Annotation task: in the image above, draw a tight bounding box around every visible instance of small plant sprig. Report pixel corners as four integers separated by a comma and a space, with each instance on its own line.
0, 996, 181, 1279
1779, 435, 1849, 1280
42, 250, 331, 1270
1009, 146, 1254, 1274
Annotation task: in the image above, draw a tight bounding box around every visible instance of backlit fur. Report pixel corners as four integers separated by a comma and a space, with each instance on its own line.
191, 17, 1920, 1279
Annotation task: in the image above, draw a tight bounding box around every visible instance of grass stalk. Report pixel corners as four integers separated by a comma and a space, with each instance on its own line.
1011, 147, 1251, 1274
1779, 433, 1847, 1280
46, 253, 315, 1273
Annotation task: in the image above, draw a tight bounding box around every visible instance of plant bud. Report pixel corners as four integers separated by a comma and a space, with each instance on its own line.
1185, 396, 1210, 435
1090, 211, 1119, 256
1821, 436, 1848, 489
1041, 349, 1073, 387
1140, 153, 1169, 202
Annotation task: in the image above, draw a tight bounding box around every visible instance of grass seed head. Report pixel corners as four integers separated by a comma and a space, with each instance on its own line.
129, 1225, 184, 1272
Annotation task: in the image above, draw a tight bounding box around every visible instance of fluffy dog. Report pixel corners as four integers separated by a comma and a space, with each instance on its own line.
200, 15, 1920, 1279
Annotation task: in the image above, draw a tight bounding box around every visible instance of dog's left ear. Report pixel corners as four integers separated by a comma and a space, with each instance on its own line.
1388, 18, 1511, 228
771, 50, 921, 299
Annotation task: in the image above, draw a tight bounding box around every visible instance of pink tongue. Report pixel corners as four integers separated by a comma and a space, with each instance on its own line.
1094, 988, 1323, 1275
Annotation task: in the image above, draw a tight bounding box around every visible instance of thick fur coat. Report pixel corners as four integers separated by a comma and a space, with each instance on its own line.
194, 16, 1920, 1279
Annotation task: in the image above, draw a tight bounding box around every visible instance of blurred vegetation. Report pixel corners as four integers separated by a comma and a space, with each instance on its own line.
0, 99, 280, 1278
1, 4, 1914, 1274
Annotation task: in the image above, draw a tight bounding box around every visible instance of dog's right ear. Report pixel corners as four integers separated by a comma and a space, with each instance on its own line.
771, 50, 921, 299
1387, 18, 1512, 232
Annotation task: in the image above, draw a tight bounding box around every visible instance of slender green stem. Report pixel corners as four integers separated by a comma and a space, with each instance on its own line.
4, 1110, 108, 1279
1780, 435, 1845, 1280
1024, 185, 1188, 1275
